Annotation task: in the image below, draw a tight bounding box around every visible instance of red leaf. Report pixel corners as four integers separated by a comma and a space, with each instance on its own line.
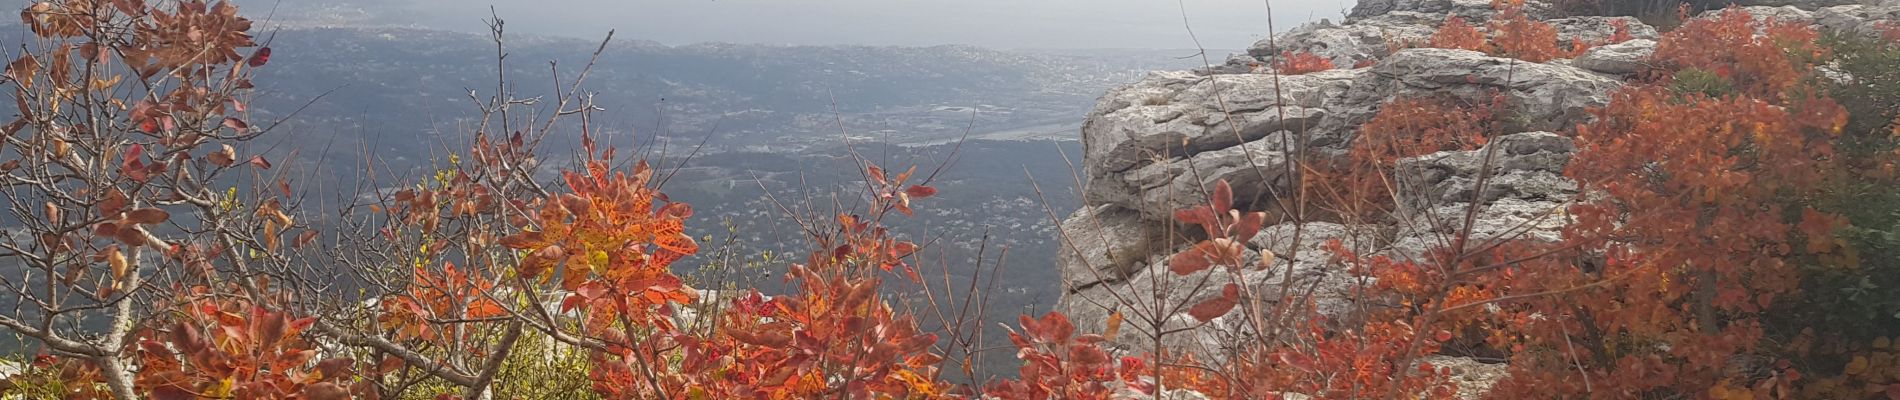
247, 47, 272, 67
248, 155, 272, 169
1040, 312, 1075, 343
1234, 211, 1267, 243
576, 281, 609, 300
904, 185, 938, 198
560, 295, 586, 313
1212, 179, 1234, 212
123, 144, 144, 164
124, 160, 149, 182
1173, 206, 1216, 225
1168, 247, 1213, 275
1186, 284, 1240, 322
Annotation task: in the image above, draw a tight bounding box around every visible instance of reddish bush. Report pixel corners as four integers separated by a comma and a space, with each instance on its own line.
1275, 51, 1337, 75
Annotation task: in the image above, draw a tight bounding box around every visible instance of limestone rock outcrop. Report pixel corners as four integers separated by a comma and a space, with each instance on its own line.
1054, 0, 1900, 397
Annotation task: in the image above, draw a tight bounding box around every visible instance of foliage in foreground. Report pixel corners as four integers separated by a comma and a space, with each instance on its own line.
0, 1, 1895, 399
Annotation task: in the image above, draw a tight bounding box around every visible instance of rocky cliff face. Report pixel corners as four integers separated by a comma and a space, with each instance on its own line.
1053, 0, 1899, 396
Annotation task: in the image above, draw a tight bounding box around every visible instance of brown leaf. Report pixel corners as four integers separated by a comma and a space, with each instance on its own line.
0, 119, 26, 136
263, 220, 281, 250
98, 188, 129, 216
248, 155, 271, 169
293, 229, 320, 248
43, 202, 60, 226
208, 144, 236, 167
376, 355, 405, 374
314, 358, 354, 380
78, 42, 101, 63
125, 208, 169, 224
5, 54, 39, 88
301, 383, 351, 400
247, 47, 272, 67
222, 117, 249, 131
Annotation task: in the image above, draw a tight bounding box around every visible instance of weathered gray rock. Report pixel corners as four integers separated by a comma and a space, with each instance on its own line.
1389, 132, 1578, 256
1082, 70, 1356, 178
1695, 4, 1900, 39
1422, 355, 1511, 400
1570, 38, 1655, 75
1814, 5, 1900, 35
1357, 48, 1623, 133
1056, 204, 1164, 290
1547, 16, 1660, 45
1703, 5, 1816, 23
1737, 0, 1880, 10
1396, 131, 1577, 207
1243, 13, 1445, 68
1082, 69, 1361, 215
1348, 0, 1553, 21
1391, 196, 1574, 258
1090, 132, 1296, 219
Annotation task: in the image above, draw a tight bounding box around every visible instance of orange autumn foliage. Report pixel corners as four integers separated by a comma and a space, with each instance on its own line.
1428, 4, 1591, 62
1275, 51, 1337, 75
1430, 16, 1492, 53
1489, 6, 1580, 62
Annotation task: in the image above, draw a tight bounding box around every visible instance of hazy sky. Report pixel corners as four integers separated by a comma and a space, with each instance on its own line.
345, 0, 1352, 50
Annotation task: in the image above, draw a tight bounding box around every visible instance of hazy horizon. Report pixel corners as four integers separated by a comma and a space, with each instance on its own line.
240, 0, 1349, 50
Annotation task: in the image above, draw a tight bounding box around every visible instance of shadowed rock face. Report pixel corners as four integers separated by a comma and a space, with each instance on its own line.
1052, 0, 1899, 397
